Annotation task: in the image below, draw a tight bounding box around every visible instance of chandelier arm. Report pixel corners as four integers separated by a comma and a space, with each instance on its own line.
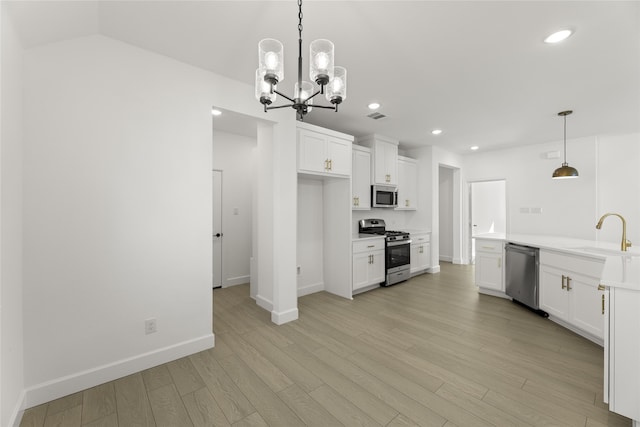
301, 89, 322, 104
266, 103, 296, 110
309, 105, 337, 110
273, 89, 296, 103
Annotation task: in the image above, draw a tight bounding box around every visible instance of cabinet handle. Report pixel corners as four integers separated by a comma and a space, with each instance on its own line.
598, 284, 606, 291
567, 276, 572, 291
324, 159, 329, 170
602, 294, 605, 315
561, 275, 567, 290
329, 159, 333, 170
356, 197, 360, 206
481, 246, 494, 250
367, 245, 375, 248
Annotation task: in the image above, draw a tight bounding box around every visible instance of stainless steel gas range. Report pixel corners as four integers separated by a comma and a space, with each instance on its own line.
358, 219, 411, 286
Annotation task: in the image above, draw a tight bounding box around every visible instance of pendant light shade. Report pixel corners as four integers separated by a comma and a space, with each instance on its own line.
552, 110, 579, 179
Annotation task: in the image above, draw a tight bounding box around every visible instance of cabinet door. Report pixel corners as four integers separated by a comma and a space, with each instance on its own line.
419, 243, 431, 270
298, 130, 327, 174
410, 244, 421, 274
352, 149, 371, 209
369, 250, 386, 284
475, 252, 503, 291
372, 140, 398, 185
326, 137, 351, 176
352, 252, 371, 291
539, 265, 570, 321
396, 158, 417, 210
383, 142, 398, 185
569, 274, 604, 339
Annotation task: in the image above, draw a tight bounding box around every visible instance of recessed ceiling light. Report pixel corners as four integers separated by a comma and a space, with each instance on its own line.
431, 129, 442, 135
368, 103, 380, 110
470, 146, 479, 151
211, 109, 222, 116
544, 29, 573, 44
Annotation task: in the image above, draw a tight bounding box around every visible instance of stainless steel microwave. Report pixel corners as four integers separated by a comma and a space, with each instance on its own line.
371, 185, 398, 208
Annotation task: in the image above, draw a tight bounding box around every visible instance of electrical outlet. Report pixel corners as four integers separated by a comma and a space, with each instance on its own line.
145, 318, 157, 335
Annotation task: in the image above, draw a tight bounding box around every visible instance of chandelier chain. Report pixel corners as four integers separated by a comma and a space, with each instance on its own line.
298, 0, 303, 38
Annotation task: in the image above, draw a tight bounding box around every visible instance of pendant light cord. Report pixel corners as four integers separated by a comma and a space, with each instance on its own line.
563, 114, 567, 164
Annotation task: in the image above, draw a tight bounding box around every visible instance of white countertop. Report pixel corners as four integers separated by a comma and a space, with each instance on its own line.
473, 233, 640, 290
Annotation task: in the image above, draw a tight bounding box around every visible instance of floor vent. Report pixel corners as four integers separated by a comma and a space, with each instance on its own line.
367, 112, 387, 120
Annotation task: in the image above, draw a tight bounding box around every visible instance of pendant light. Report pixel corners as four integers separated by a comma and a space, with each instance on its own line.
255, 0, 347, 120
552, 110, 579, 179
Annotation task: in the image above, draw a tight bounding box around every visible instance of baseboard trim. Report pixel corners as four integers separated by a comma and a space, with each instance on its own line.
297, 282, 324, 297
271, 308, 299, 325
428, 265, 441, 273
440, 255, 453, 262
8, 389, 27, 427
452, 257, 464, 265
224, 275, 250, 287
23, 333, 214, 409
255, 294, 273, 311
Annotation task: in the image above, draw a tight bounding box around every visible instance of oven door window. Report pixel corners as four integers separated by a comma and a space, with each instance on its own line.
386, 243, 410, 269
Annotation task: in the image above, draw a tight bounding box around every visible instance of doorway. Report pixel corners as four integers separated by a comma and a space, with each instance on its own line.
213, 170, 223, 288
469, 179, 506, 262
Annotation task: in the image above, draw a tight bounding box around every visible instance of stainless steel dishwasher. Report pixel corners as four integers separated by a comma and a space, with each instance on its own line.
505, 243, 545, 314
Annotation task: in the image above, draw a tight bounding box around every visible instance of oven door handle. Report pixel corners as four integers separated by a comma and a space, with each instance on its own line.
387, 239, 411, 247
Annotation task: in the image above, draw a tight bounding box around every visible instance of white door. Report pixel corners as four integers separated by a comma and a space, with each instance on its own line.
213, 170, 223, 288
470, 180, 506, 261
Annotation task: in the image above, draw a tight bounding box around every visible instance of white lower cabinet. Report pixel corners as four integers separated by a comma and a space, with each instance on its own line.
474, 238, 504, 293
410, 233, 431, 275
539, 250, 606, 342
352, 238, 385, 292
605, 285, 640, 424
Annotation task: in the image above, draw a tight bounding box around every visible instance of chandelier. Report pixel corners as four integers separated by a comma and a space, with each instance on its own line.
255, 0, 347, 120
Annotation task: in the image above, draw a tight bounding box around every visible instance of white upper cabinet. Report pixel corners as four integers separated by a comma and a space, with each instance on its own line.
357, 135, 399, 185
352, 145, 371, 210
297, 122, 353, 178
396, 156, 417, 210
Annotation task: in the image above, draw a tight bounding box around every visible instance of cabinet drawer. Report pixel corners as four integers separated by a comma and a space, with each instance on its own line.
411, 233, 430, 244
540, 250, 605, 278
353, 238, 385, 253
475, 239, 503, 254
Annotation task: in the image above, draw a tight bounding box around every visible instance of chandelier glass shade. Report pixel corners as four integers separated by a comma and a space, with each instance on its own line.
552, 110, 579, 179
255, 0, 346, 120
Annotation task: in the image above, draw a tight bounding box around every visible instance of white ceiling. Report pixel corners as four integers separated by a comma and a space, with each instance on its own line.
5, 1, 640, 153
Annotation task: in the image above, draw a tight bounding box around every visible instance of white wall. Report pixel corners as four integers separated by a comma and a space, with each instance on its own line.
439, 167, 453, 261
22, 34, 214, 405
463, 133, 640, 245
0, 4, 25, 426
596, 133, 640, 245
16, 33, 299, 411
213, 130, 255, 287
297, 178, 324, 295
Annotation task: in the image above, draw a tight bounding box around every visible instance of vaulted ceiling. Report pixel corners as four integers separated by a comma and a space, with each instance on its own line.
6, 1, 639, 153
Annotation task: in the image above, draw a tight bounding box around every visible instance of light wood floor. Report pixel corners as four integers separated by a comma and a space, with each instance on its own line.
21, 263, 631, 426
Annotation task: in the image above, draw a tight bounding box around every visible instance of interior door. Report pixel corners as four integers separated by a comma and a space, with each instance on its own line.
213, 170, 223, 288
470, 180, 506, 261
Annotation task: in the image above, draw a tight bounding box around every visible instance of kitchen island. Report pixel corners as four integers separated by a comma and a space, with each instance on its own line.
473, 233, 640, 426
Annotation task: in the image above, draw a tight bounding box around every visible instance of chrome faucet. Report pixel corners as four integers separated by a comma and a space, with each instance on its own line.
596, 213, 632, 251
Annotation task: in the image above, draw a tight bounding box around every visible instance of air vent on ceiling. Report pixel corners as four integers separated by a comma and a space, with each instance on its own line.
367, 112, 387, 120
